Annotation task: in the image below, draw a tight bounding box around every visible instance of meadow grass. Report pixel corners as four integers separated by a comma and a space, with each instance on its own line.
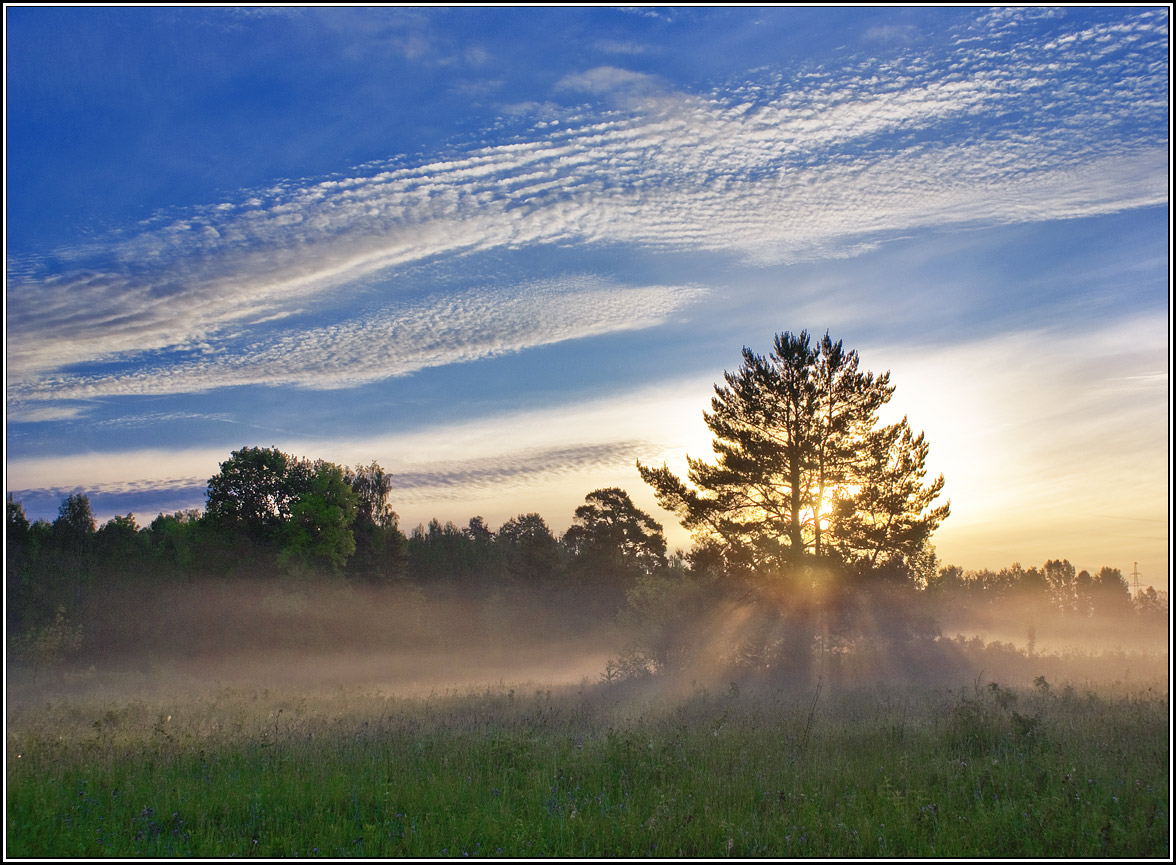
6, 675, 1169, 858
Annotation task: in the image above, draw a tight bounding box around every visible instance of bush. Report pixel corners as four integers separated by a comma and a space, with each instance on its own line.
11, 606, 84, 679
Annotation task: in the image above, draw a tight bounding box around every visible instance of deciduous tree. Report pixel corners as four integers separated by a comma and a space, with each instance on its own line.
277, 460, 360, 574
204, 446, 312, 538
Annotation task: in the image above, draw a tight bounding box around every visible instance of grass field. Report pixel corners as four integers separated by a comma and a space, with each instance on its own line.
6, 667, 1169, 858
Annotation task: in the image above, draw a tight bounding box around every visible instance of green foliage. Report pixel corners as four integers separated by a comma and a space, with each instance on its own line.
277, 461, 359, 575
7, 432, 1161, 678
146, 510, 201, 573
202, 447, 385, 576
204, 446, 313, 537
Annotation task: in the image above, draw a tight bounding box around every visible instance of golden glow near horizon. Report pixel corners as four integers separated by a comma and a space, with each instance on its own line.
8, 313, 1168, 590
7, 8, 1167, 596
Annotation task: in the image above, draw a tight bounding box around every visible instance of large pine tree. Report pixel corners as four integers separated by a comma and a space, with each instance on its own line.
638, 330, 949, 579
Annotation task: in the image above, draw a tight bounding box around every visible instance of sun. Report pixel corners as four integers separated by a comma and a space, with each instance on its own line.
811, 483, 858, 534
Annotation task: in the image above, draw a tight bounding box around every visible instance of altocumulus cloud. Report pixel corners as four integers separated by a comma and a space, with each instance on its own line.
392, 441, 661, 503
6, 7, 1166, 410
8, 277, 705, 402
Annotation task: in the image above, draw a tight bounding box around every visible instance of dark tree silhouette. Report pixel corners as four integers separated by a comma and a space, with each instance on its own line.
346, 461, 397, 529
563, 488, 667, 577
497, 513, 562, 584
53, 493, 96, 604
1090, 566, 1133, 617
54, 493, 96, 539
638, 330, 948, 579
831, 420, 949, 576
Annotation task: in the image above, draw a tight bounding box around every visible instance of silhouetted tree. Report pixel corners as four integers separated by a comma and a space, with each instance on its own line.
1043, 559, 1078, 615
1133, 585, 1166, 619
563, 488, 668, 577
563, 488, 668, 618
638, 330, 947, 579
498, 513, 562, 584
464, 516, 495, 544
54, 493, 96, 539
1090, 566, 1132, 617
463, 516, 506, 587
1011, 562, 1050, 612
407, 519, 476, 583
1075, 568, 1095, 617
339, 462, 403, 583
7, 493, 30, 538
7, 495, 31, 579
6, 496, 33, 630
345, 461, 397, 529
832, 420, 949, 577
53, 493, 96, 604
93, 513, 146, 580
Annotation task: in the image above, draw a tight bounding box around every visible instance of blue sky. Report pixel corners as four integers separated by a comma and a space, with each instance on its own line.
5, 7, 1170, 582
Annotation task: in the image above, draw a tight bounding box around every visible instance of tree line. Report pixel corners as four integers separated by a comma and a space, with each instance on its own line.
6, 330, 1163, 674
5, 456, 672, 637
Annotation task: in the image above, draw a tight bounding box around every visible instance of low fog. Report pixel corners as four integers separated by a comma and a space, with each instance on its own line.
7, 575, 1167, 711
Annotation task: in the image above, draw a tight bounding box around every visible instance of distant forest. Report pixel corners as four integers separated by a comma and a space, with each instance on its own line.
6, 445, 1163, 680
6, 332, 1167, 681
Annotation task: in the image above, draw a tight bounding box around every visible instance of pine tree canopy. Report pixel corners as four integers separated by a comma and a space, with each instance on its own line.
638, 330, 949, 579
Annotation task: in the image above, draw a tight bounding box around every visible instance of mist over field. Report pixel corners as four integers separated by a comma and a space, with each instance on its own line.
5, 9, 1169, 856
7, 563, 1168, 859
8, 574, 1166, 713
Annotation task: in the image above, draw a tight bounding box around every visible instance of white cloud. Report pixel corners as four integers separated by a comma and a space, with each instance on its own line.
7, 277, 706, 402
6, 8, 1166, 407
594, 39, 648, 56
5, 404, 92, 423
864, 24, 918, 44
